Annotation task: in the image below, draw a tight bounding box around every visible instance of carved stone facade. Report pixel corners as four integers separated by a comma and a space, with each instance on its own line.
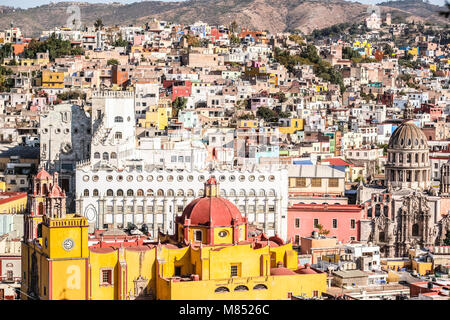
359, 104, 450, 257
39, 103, 91, 210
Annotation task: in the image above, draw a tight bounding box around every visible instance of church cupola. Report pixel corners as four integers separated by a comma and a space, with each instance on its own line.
204, 177, 219, 197
175, 177, 248, 246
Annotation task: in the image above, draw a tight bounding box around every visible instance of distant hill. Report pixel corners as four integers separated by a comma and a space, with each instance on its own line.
0, 0, 446, 37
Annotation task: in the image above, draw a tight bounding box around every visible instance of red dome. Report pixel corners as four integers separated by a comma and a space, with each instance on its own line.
36, 168, 52, 180
181, 197, 245, 227
270, 267, 297, 276
296, 265, 317, 274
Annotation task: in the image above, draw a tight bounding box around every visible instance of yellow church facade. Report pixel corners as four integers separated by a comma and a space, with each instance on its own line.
22, 170, 327, 300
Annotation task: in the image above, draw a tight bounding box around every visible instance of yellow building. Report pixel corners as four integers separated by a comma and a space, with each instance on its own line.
41, 70, 65, 88
22, 172, 327, 300
279, 118, 304, 134
0, 192, 27, 214
237, 119, 258, 128
138, 105, 172, 130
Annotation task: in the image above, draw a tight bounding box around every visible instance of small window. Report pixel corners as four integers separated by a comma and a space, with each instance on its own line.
332, 219, 338, 229
101, 269, 112, 285
114, 116, 123, 122
230, 265, 239, 277
314, 219, 319, 228
295, 218, 300, 228
351, 219, 356, 229
195, 230, 202, 242
311, 178, 322, 187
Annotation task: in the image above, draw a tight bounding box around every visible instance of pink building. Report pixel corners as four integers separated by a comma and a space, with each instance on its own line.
287, 203, 364, 245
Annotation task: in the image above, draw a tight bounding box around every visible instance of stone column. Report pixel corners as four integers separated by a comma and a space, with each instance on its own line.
132, 196, 137, 225
152, 198, 157, 239
264, 197, 269, 233
243, 197, 249, 218
163, 197, 169, 233
98, 197, 105, 230
112, 197, 117, 229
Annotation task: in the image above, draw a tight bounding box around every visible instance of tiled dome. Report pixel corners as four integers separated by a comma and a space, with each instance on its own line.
388, 120, 428, 150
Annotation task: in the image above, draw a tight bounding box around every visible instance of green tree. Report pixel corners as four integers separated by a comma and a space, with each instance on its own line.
94, 18, 104, 31
444, 230, 450, 246
172, 97, 187, 117
230, 21, 238, 33
256, 107, 278, 123
107, 59, 119, 66
112, 35, 129, 47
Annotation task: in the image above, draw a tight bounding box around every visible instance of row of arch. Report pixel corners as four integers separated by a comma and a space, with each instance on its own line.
94, 152, 117, 161
214, 284, 267, 293
83, 188, 278, 197
388, 152, 429, 166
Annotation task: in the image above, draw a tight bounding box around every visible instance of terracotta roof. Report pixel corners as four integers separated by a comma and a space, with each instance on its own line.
270, 267, 297, 276
36, 168, 52, 180
181, 197, 244, 227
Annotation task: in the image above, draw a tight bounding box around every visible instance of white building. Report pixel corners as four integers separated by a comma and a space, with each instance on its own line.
75, 164, 289, 240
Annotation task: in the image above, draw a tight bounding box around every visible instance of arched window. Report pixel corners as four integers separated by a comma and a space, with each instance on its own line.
399, 154, 403, 162
111, 152, 117, 159
198, 189, 204, 197
177, 189, 184, 197
114, 116, 123, 122
147, 189, 154, 196
215, 287, 230, 293
137, 189, 144, 196
167, 189, 174, 197
115, 132, 122, 139
102, 152, 109, 160
187, 189, 194, 197
379, 232, 385, 242
407, 154, 411, 163
93, 189, 99, 196
268, 189, 276, 196
375, 204, 381, 217
422, 153, 425, 162
219, 189, 226, 196
107, 189, 113, 196
117, 189, 124, 196
367, 208, 372, 217
259, 190, 266, 197
157, 189, 164, 196
239, 189, 246, 196
127, 189, 134, 196
234, 285, 249, 291
94, 152, 100, 159
412, 223, 420, 237
253, 284, 268, 290
229, 189, 236, 196
415, 153, 418, 163
248, 189, 256, 196
383, 206, 388, 216
83, 189, 89, 197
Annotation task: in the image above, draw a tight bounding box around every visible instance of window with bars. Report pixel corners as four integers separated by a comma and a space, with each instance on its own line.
257, 205, 265, 213
117, 206, 124, 213
230, 264, 240, 277
137, 206, 144, 213
328, 178, 339, 188
351, 219, 356, 229
268, 205, 275, 212
311, 178, 322, 187
295, 218, 300, 228
127, 206, 134, 213
101, 269, 112, 286
248, 205, 255, 213
295, 235, 300, 245
146, 206, 154, 213
177, 205, 184, 213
